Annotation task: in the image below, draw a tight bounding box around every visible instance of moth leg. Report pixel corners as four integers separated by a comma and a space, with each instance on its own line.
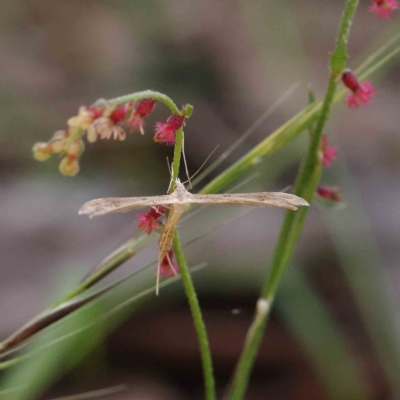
156, 261, 161, 296
166, 253, 178, 276
182, 132, 192, 189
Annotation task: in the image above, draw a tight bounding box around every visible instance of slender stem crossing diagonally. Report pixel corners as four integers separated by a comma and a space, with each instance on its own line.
227, 1, 360, 399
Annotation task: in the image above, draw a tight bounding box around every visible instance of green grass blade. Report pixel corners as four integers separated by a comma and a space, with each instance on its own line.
277, 267, 370, 400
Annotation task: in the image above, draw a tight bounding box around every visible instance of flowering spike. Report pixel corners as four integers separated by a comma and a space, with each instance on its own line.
32, 95, 171, 176
316, 186, 342, 202
342, 70, 376, 108
319, 135, 337, 168
370, 0, 398, 18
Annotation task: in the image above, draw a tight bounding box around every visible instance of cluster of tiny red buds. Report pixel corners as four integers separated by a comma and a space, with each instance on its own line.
32, 99, 156, 176
128, 99, 157, 135
318, 138, 340, 203
370, 0, 398, 18
137, 206, 167, 235
79, 98, 156, 143
154, 114, 186, 146
319, 135, 337, 168
342, 69, 377, 109
159, 250, 180, 277
316, 186, 342, 203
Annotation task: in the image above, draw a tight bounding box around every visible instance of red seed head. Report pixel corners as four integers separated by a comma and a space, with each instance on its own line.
138, 212, 160, 235
166, 115, 185, 131
110, 104, 128, 124
317, 186, 342, 202
135, 99, 156, 117
370, 0, 398, 18
320, 135, 337, 168
89, 106, 105, 120
154, 122, 176, 145
342, 70, 360, 93
149, 206, 167, 219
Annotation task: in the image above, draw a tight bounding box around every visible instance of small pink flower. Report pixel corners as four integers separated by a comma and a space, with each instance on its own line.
110, 104, 129, 124
320, 135, 337, 168
149, 206, 167, 219
127, 99, 156, 134
159, 250, 179, 277
165, 115, 185, 131
153, 115, 185, 145
135, 99, 156, 117
88, 106, 105, 120
316, 186, 342, 202
137, 206, 166, 235
138, 213, 160, 235
342, 70, 377, 109
370, 0, 398, 18
153, 122, 176, 145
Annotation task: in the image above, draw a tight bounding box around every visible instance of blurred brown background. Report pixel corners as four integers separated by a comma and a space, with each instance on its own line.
0, 1, 400, 399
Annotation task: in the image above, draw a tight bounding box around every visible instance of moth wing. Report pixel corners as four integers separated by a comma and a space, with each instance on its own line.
188, 192, 309, 211
79, 195, 177, 218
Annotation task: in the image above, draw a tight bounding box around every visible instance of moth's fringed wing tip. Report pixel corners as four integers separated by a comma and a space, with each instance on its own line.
293, 195, 309, 207
78, 204, 89, 216
301, 199, 310, 207
289, 196, 309, 210
78, 202, 97, 218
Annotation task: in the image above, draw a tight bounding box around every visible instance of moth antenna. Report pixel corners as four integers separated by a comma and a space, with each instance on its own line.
166, 157, 172, 176
156, 260, 161, 296
182, 145, 219, 185
280, 185, 292, 193
182, 132, 192, 189
166, 253, 178, 276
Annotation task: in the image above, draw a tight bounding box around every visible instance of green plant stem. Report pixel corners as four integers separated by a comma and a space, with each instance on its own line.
51, 235, 152, 308
169, 118, 215, 399
0, 264, 207, 371
110, 90, 181, 114
227, 1, 359, 398
173, 232, 216, 400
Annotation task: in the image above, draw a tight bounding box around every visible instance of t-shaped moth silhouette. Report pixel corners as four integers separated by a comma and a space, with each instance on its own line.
79, 180, 309, 293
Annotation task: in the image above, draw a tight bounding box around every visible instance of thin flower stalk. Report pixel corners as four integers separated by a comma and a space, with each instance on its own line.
0, 263, 207, 368
173, 232, 216, 400
163, 103, 215, 399
227, 1, 359, 398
